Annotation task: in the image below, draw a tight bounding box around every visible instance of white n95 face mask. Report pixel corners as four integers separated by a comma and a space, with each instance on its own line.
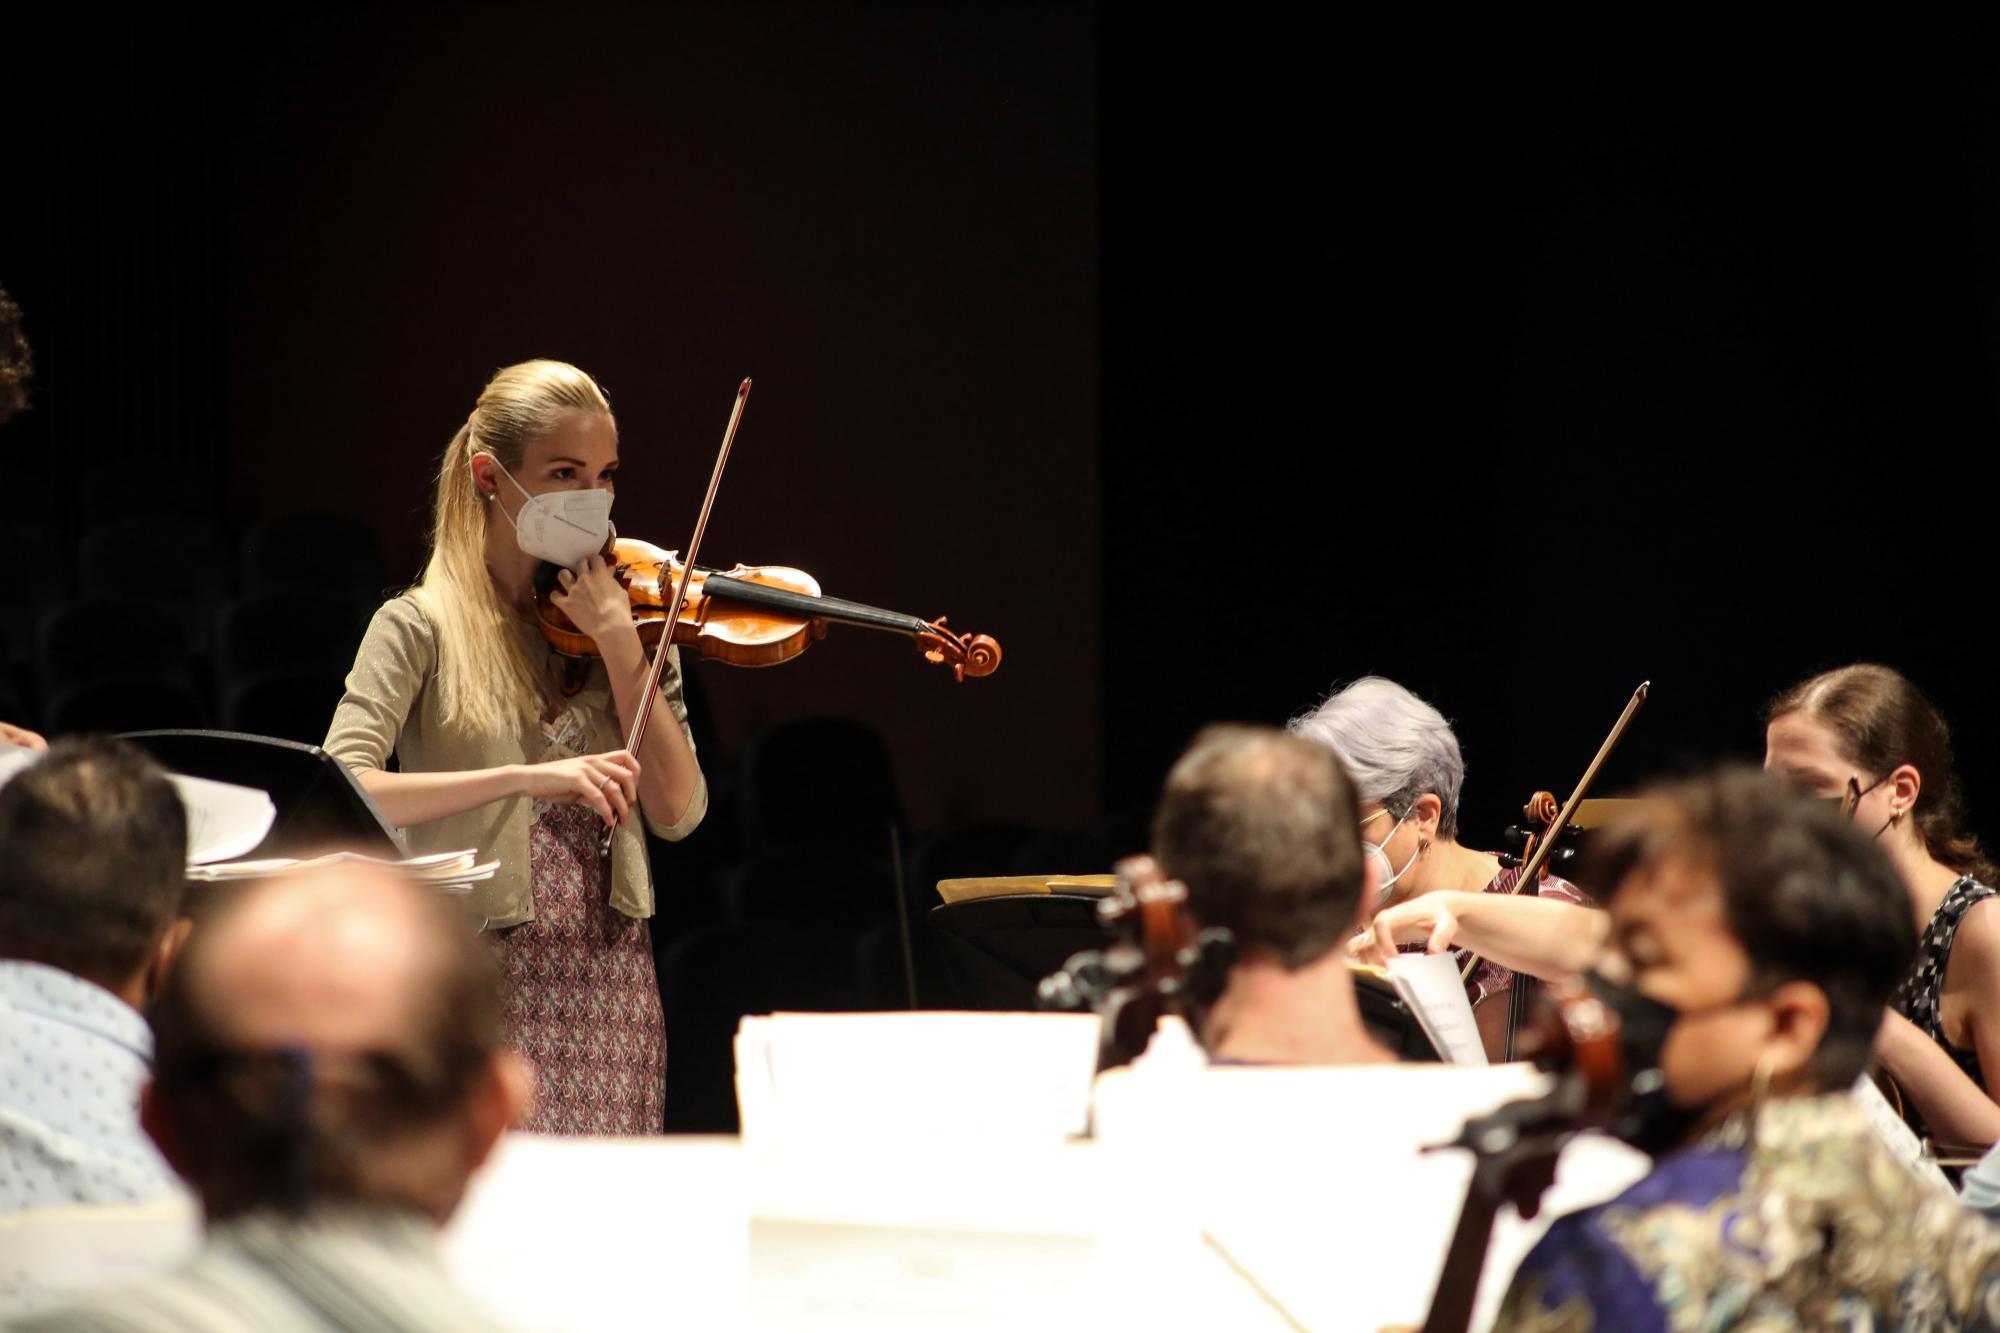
1359, 809, 1420, 906
491, 460, 613, 568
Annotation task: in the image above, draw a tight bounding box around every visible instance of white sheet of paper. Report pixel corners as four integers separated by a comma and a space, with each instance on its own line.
167, 772, 278, 865
1092, 1062, 1650, 1332
1388, 951, 1489, 1065
444, 1134, 750, 1332
735, 1011, 1102, 1144
0, 739, 41, 788
1852, 1073, 1952, 1189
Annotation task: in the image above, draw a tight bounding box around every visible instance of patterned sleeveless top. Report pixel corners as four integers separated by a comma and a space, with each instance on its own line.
1892, 875, 1998, 1102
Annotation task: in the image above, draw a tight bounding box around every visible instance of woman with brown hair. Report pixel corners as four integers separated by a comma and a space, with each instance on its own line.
1762, 662, 2000, 1148
325, 359, 706, 1135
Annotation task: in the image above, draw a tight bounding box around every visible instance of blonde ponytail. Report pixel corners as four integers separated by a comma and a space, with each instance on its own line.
408, 360, 613, 737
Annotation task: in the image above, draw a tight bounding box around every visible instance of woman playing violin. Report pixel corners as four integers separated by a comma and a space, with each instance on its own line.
1764, 663, 2000, 1150
325, 359, 706, 1135
1289, 676, 1588, 1060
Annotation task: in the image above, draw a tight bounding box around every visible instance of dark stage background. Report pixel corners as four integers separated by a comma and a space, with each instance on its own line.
1100, 17, 2000, 846
11, 10, 2000, 1118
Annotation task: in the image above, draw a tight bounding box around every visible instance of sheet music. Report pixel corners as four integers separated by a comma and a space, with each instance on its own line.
166, 772, 278, 864
1852, 1074, 1952, 1189
1387, 952, 1488, 1065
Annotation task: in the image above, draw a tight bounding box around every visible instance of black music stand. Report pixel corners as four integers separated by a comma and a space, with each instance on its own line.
929, 893, 1110, 1011
1353, 974, 1444, 1063
121, 729, 405, 861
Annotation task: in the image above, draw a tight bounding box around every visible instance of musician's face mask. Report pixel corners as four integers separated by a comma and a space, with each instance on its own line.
1589, 861, 1771, 1157
491, 458, 613, 569
1359, 807, 1422, 905
1584, 971, 1707, 1156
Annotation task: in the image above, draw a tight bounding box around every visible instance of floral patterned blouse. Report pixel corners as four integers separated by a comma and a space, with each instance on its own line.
1495, 1092, 2000, 1331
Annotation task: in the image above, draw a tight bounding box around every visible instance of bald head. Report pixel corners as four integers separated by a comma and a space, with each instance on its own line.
193, 864, 449, 1055
147, 863, 523, 1224
1153, 724, 1367, 968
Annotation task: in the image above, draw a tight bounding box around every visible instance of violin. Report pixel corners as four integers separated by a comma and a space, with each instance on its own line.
1464, 681, 1649, 1062
534, 536, 1002, 689
581, 377, 995, 859
1036, 854, 1234, 1072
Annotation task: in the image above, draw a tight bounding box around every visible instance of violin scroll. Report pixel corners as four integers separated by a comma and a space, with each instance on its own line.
1038, 854, 1233, 1071
918, 618, 1003, 682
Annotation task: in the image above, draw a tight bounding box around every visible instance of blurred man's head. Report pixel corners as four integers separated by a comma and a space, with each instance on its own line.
0, 736, 189, 1006
142, 864, 533, 1225
1152, 724, 1372, 968
1581, 767, 1915, 1125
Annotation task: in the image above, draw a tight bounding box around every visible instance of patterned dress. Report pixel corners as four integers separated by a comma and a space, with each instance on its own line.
1893, 874, 1999, 1139
489, 707, 667, 1135
1496, 1092, 2000, 1331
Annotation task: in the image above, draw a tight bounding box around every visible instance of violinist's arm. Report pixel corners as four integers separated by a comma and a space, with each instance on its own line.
1351, 891, 1608, 981
1876, 903, 2000, 1150
553, 556, 705, 835
354, 758, 637, 831
1875, 1011, 2000, 1149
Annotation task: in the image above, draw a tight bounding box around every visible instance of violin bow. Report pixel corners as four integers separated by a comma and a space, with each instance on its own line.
1458, 680, 1650, 983
599, 377, 752, 857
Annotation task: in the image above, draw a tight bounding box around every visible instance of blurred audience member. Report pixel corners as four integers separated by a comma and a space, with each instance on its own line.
23, 862, 531, 1330
1, 738, 189, 1210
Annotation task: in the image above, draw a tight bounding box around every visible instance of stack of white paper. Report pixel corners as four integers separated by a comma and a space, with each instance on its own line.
187, 847, 497, 893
